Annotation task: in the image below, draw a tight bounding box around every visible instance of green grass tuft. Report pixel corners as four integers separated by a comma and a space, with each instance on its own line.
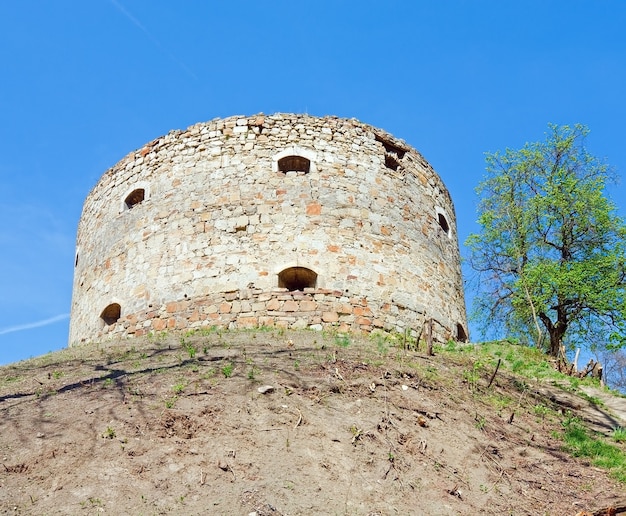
561, 418, 626, 483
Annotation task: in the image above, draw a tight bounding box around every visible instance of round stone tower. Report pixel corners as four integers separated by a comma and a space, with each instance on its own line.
69, 114, 467, 345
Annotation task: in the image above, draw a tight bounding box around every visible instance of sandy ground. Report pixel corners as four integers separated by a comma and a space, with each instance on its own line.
1, 330, 625, 515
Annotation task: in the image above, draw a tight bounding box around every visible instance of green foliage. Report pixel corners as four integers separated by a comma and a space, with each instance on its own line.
334, 333, 351, 348
533, 403, 551, 420
180, 335, 197, 359
561, 418, 626, 482
172, 382, 185, 394
85, 497, 103, 508
103, 426, 116, 439
147, 330, 168, 343
440, 340, 602, 389
462, 360, 484, 391
467, 124, 626, 356
613, 427, 626, 443
221, 363, 234, 378
370, 331, 392, 355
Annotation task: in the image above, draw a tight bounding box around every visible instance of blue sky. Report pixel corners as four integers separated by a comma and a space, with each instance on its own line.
1, 1, 625, 364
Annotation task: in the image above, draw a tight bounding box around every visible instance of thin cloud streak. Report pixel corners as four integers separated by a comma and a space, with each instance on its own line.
109, 0, 198, 80
0, 314, 70, 336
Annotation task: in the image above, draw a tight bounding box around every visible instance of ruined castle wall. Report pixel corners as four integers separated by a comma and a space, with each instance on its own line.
69, 114, 467, 344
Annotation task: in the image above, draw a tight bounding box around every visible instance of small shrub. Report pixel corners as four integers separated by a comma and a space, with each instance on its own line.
533, 403, 550, 420
222, 363, 234, 378
103, 426, 116, 439
444, 340, 457, 352
172, 382, 185, 394
148, 330, 168, 343
613, 427, 626, 443
180, 336, 197, 359
463, 360, 483, 390
334, 333, 351, 348
203, 367, 216, 380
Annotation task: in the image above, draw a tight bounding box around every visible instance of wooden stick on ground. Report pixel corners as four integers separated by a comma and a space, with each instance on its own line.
487, 359, 501, 388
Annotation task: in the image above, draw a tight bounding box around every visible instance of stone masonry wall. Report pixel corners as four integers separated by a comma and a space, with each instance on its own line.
69, 113, 467, 345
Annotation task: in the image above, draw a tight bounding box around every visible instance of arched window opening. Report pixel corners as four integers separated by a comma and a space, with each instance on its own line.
438, 212, 450, 235
101, 303, 121, 325
278, 267, 317, 291
278, 155, 310, 174
456, 323, 468, 342
124, 188, 145, 209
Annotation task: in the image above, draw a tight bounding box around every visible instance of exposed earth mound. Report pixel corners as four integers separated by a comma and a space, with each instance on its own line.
1, 330, 625, 515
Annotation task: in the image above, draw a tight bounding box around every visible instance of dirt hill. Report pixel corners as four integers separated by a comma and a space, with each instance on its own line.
1, 329, 625, 515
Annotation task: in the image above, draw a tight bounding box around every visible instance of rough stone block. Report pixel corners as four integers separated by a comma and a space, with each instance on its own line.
282, 300, 299, 312
251, 302, 266, 312
306, 203, 322, 215
237, 316, 258, 327
300, 300, 317, 311
356, 316, 372, 326
322, 311, 339, 323
266, 298, 281, 311
337, 303, 353, 314
152, 319, 167, 331
292, 319, 308, 330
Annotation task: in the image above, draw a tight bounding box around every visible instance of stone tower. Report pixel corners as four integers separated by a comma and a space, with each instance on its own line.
69, 114, 467, 345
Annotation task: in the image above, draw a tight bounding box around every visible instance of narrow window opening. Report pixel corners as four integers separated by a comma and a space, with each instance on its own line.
101, 303, 121, 325
385, 155, 400, 171
278, 156, 310, 174
124, 188, 145, 209
74, 252, 79, 268
278, 267, 317, 291
456, 323, 468, 342
438, 213, 450, 234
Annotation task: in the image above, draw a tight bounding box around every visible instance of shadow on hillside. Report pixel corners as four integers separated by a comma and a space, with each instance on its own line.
0, 336, 337, 407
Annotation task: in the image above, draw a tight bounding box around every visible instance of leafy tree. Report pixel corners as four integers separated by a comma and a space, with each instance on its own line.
467, 124, 626, 358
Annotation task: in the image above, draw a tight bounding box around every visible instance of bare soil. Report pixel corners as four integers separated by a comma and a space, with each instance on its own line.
0, 330, 625, 515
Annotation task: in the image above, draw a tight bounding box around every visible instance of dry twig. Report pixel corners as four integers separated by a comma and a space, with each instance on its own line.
293, 407, 303, 429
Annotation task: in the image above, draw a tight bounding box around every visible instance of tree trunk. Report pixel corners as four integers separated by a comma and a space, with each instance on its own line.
538, 312, 567, 357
